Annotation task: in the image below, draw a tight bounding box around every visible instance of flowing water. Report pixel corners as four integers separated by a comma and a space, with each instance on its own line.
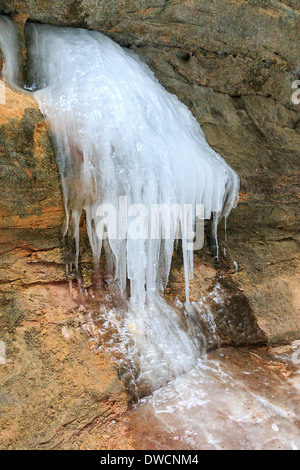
129, 346, 300, 450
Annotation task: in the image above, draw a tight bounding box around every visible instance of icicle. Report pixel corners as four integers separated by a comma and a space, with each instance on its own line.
0, 18, 240, 388
0, 16, 23, 88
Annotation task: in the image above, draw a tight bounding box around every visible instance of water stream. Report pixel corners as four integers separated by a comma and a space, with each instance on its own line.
129, 346, 300, 450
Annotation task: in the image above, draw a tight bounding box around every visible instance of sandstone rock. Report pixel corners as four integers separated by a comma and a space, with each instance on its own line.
0, 82, 132, 449
0, 282, 132, 450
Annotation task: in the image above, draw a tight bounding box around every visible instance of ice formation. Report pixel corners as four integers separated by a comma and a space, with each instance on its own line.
0, 18, 239, 388
0, 16, 23, 89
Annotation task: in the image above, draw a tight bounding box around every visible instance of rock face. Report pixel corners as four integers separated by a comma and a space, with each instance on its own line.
0, 0, 299, 449
0, 85, 133, 450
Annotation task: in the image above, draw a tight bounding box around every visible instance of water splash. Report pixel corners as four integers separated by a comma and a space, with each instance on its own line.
0, 18, 240, 389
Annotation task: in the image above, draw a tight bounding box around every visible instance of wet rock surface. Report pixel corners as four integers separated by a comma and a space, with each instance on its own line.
128, 345, 300, 450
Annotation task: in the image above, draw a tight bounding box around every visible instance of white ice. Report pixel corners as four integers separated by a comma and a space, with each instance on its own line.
0, 16, 23, 90
0, 18, 240, 387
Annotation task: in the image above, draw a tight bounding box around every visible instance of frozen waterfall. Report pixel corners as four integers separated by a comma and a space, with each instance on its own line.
0, 18, 239, 390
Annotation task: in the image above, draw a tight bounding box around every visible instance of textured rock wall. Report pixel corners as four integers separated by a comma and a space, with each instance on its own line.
0, 85, 133, 450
